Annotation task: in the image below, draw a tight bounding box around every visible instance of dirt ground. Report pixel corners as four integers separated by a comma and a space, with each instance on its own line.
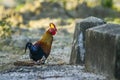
0, 0, 119, 80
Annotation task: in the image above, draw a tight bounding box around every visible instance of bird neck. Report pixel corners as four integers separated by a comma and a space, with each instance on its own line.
40, 31, 53, 42
35, 31, 53, 55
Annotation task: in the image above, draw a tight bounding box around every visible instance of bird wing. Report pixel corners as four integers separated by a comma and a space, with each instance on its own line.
29, 45, 46, 61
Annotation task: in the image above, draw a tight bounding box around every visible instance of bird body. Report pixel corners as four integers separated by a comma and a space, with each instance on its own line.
34, 31, 53, 56
25, 23, 57, 64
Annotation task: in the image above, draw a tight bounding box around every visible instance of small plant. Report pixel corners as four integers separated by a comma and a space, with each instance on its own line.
0, 15, 12, 39
101, 0, 113, 8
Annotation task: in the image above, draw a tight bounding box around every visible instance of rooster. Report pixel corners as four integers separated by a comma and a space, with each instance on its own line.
25, 23, 57, 64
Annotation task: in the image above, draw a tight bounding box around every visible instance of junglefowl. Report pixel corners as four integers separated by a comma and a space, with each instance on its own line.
25, 23, 57, 64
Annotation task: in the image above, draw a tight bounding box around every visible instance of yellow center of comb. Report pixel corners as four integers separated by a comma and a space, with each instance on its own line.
50, 23, 55, 28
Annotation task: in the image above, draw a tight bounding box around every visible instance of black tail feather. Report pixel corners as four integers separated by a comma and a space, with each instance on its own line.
25, 42, 32, 53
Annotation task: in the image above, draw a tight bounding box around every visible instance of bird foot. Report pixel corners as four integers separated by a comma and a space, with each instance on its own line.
38, 56, 46, 64
32, 60, 45, 65
29, 60, 41, 65
30, 56, 46, 65
37, 60, 45, 65
33, 61, 41, 65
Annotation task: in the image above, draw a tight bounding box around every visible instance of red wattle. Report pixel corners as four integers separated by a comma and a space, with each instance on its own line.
51, 31, 56, 35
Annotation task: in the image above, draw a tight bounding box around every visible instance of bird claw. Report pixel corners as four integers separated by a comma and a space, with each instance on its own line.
30, 56, 46, 65
30, 60, 41, 65
32, 61, 41, 65
38, 56, 46, 64
34, 60, 44, 65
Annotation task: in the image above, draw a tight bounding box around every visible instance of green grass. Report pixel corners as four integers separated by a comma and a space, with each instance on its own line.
15, 4, 25, 11
104, 17, 120, 24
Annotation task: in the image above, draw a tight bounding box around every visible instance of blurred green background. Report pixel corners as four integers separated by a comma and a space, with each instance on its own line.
0, 0, 120, 39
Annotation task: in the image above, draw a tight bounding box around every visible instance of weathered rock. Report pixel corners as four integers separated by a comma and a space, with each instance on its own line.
70, 16, 106, 64
85, 23, 120, 79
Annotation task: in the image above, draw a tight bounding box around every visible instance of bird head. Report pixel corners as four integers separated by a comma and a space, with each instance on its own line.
25, 42, 32, 53
48, 23, 57, 35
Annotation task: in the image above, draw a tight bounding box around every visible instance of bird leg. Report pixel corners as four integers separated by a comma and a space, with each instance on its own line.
37, 56, 46, 64
30, 59, 39, 65
29, 56, 46, 65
